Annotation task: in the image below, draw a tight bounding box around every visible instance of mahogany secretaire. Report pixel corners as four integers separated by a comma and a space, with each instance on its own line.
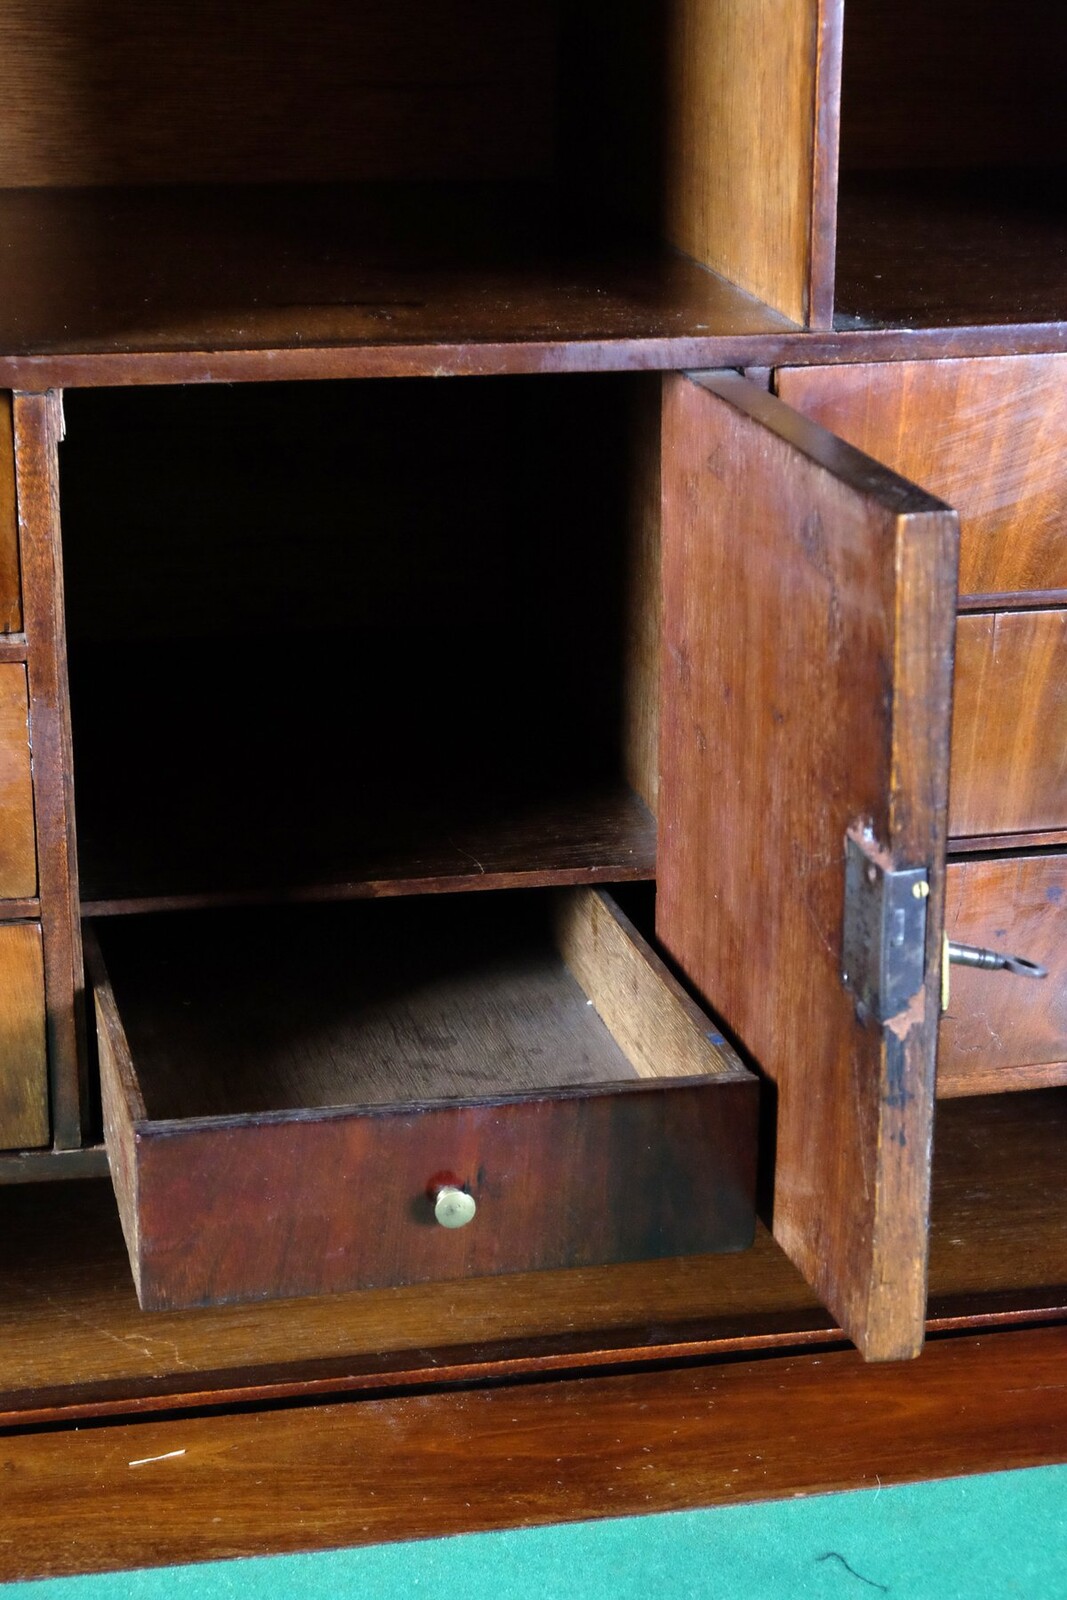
0, 0, 1064, 1580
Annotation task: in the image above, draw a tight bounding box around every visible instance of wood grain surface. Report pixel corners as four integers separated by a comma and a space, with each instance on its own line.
0, 395, 20, 630
0, 0, 556, 188
940, 855, 1066, 1095
658, 372, 958, 1360
92, 894, 757, 1309
776, 356, 1067, 600
563, 0, 838, 327
834, 170, 1067, 330
0, 664, 35, 898
0, 921, 47, 1149
0, 1090, 1064, 1420
621, 375, 663, 812
658, 0, 831, 327
2, 1323, 1066, 1582
13, 392, 84, 1148
949, 611, 1067, 838
555, 891, 749, 1084
0, 184, 795, 366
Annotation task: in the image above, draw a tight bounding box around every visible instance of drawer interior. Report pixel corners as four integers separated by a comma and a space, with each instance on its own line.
90, 889, 744, 1120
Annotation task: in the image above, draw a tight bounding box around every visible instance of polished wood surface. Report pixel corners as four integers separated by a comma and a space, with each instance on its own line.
621, 375, 662, 812
0, 0, 556, 188
658, 0, 834, 327
0, 1092, 1063, 1420
949, 611, 1067, 839
2, 1323, 1065, 1583
13, 393, 85, 1148
0, 1144, 108, 1183
658, 372, 958, 1361
0, 394, 20, 631
0, 922, 47, 1149
940, 855, 1066, 1096
835, 171, 1067, 330
0, 185, 795, 367
554, 890, 750, 1084
79, 780, 657, 917
92, 895, 757, 1309
0, 664, 36, 898
776, 356, 1067, 601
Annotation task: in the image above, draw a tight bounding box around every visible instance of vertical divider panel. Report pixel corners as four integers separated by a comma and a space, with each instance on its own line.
14, 392, 85, 1149
662, 0, 842, 328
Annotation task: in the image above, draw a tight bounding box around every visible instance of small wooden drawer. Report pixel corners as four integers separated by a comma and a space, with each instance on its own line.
0, 922, 48, 1149
939, 855, 1066, 1097
0, 663, 36, 898
90, 889, 758, 1311
776, 355, 1067, 604
0, 395, 19, 633
949, 610, 1067, 839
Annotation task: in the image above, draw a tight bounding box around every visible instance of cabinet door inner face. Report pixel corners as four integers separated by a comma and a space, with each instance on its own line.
657, 372, 958, 1362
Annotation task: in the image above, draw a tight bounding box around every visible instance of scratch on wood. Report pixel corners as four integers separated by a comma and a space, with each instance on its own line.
885, 985, 926, 1041
128, 1449, 186, 1468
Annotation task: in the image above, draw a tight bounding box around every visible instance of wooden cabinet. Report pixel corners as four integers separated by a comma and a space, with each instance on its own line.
776, 358, 1067, 1112
0, 2, 1063, 1578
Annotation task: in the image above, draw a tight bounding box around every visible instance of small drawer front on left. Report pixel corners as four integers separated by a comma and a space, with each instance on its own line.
0, 664, 36, 900
89, 889, 758, 1311
0, 394, 20, 633
0, 923, 48, 1149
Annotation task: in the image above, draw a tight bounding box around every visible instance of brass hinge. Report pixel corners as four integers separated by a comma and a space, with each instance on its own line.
841, 831, 929, 1025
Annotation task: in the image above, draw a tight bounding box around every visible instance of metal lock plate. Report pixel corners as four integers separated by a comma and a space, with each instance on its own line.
842, 832, 929, 1025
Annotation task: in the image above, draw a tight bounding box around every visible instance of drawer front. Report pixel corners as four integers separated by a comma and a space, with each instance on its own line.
939, 855, 1066, 1096
107, 1086, 757, 1311
949, 611, 1067, 838
776, 356, 1067, 602
0, 923, 48, 1149
0, 664, 36, 898
91, 892, 758, 1311
0, 395, 19, 632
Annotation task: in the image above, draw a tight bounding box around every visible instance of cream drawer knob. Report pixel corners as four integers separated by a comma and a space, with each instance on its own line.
434, 1185, 477, 1229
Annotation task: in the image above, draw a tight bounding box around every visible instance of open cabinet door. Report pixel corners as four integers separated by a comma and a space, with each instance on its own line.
657, 373, 958, 1361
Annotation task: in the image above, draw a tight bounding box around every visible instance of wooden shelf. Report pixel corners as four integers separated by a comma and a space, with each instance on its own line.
78, 780, 656, 915
1, 1089, 1063, 1424
0, 182, 791, 368
835, 170, 1067, 331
